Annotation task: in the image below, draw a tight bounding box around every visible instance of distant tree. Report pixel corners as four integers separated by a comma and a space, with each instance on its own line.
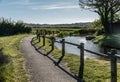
79, 0, 120, 34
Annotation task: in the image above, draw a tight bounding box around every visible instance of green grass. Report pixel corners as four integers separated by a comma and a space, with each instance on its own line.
93, 34, 120, 49
33, 36, 120, 82
0, 34, 28, 82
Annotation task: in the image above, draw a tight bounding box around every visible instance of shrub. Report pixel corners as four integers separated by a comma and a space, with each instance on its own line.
95, 28, 104, 36
57, 31, 69, 37
0, 18, 31, 36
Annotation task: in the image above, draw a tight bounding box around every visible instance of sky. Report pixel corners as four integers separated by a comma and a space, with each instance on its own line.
0, 0, 99, 24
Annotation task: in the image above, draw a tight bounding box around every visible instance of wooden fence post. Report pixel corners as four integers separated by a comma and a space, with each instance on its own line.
48, 31, 50, 36
57, 39, 65, 65
110, 49, 117, 82
78, 43, 84, 79
51, 37, 55, 51
43, 35, 45, 46
62, 39, 65, 56
40, 30, 42, 36
38, 35, 40, 42
36, 30, 38, 39
52, 31, 55, 36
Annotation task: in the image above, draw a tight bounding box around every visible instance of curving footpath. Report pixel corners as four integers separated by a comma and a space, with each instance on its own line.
20, 36, 81, 82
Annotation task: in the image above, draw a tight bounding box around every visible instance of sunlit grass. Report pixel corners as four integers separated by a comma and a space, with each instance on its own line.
0, 34, 28, 82
33, 36, 120, 82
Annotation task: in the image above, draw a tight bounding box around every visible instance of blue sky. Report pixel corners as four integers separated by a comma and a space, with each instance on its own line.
0, 0, 99, 24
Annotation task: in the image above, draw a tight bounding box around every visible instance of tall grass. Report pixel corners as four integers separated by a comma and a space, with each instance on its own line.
0, 34, 28, 82
0, 18, 31, 36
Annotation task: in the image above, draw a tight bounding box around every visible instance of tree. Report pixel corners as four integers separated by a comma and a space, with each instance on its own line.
92, 19, 103, 29
114, 14, 120, 22
79, 0, 120, 34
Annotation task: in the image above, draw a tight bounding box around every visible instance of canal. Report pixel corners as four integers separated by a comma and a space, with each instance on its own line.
55, 36, 120, 59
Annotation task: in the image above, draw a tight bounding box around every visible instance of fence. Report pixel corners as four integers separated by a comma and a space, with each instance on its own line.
35, 32, 120, 82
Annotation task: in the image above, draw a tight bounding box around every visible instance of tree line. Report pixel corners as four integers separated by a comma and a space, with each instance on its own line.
0, 18, 31, 36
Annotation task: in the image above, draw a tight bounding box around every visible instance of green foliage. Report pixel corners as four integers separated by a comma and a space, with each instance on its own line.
92, 35, 105, 44
93, 34, 120, 49
95, 29, 104, 36
73, 28, 97, 35
32, 26, 98, 36
91, 19, 104, 35
114, 14, 120, 22
69, 32, 74, 36
92, 20, 103, 29
0, 18, 31, 36
57, 31, 69, 37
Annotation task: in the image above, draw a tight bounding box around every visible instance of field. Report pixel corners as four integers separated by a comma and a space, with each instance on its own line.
32, 27, 98, 37
32, 27, 83, 32
0, 34, 28, 82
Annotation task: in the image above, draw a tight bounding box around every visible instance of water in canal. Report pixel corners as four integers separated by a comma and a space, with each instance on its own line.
55, 36, 120, 59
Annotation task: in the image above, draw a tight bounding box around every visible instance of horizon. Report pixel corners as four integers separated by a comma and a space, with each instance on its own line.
27, 21, 92, 25
0, 0, 99, 24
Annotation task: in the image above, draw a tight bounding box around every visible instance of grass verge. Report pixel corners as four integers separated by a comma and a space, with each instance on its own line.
93, 34, 120, 49
0, 34, 28, 82
33, 36, 120, 82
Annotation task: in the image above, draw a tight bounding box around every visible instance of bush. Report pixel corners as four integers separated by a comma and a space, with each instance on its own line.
57, 31, 69, 37
73, 28, 97, 35
0, 18, 31, 36
95, 28, 104, 36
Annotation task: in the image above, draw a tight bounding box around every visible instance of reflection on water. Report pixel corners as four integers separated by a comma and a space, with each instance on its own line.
55, 36, 120, 59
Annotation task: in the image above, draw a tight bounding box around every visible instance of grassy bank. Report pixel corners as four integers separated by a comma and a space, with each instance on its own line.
0, 34, 28, 82
93, 34, 120, 49
32, 36, 120, 82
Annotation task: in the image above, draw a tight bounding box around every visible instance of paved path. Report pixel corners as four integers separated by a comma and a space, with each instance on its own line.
20, 36, 81, 82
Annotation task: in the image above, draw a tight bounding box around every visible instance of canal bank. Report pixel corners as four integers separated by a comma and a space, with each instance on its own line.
93, 34, 120, 49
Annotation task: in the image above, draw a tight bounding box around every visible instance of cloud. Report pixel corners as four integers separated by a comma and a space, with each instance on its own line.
1, 0, 79, 10
44, 5, 79, 10
31, 3, 79, 10
3, 0, 36, 6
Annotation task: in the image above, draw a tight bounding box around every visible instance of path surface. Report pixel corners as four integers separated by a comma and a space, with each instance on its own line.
20, 36, 79, 82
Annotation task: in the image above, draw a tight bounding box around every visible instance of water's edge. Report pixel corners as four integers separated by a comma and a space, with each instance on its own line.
55, 36, 120, 59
